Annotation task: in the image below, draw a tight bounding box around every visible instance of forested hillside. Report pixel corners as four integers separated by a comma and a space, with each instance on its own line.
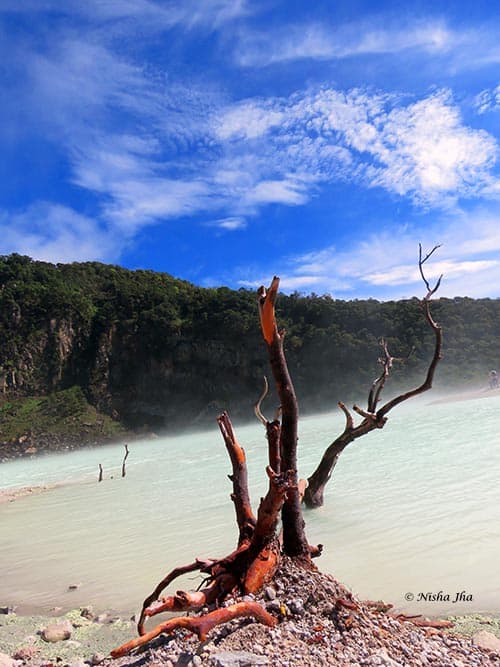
1, 254, 498, 453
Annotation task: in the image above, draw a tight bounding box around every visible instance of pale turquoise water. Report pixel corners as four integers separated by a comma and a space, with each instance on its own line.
1, 394, 499, 617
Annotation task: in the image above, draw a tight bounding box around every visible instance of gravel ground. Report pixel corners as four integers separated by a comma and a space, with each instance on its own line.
1, 558, 498, 667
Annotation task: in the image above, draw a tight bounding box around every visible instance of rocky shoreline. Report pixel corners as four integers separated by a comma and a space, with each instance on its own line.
0, 431, 130, 463
1, 558, 498, 667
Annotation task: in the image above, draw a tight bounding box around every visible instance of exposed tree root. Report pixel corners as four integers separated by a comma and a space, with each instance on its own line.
113, 404, 310, 657
390, 613, 454, 629
363, 599, 454, 630
111, 601, 277, 658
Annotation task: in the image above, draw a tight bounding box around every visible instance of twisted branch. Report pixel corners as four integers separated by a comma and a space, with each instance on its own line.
112, 602, 277, 658
304, 245, 443, 508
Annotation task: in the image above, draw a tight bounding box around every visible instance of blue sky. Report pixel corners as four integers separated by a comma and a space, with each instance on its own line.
1, 1, 499, 300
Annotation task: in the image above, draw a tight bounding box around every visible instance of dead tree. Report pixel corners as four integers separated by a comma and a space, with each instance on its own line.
111, 248, 442, 657
111, 279, 319, 658
303, 245, 443, 508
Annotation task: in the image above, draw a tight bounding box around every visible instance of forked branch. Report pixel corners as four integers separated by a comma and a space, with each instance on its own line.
377, 245, 442, 419
112, 602, 277, 658
304, 246, 443, 508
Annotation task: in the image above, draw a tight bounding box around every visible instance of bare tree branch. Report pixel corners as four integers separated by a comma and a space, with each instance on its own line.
254, 376, 269, 426
378, 245, 443, 418
419, 243, 442, 297
217, 412, 256, 545
304, 245, 443, 508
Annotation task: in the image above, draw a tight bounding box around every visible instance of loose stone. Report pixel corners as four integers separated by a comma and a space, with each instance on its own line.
264, 587, 276, 601
40, 621, 72, 643
472, 630, 500, 653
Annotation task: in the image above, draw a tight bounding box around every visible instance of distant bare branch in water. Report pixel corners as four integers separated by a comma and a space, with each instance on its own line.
98, 464, 103, 483
122, 444, 129, 478
304, 245, 443, 508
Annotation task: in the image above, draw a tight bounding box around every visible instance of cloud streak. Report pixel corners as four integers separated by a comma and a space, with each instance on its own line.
257, 208, 500, 299
236, 19, 458, 67
0, 0, 251, 31
234, 16, 500, 75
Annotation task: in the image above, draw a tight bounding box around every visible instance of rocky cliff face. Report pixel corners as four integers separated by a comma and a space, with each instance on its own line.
1, 310, 263, 433
1, 255, 499, 442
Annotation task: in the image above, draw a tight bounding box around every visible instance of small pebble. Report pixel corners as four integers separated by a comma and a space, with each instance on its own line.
80, 606, 94, 620
264, 586, 277, 601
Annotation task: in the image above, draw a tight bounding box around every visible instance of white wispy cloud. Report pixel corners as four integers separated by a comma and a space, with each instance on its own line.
28, 40, 153, 131
70, 132, 216, 232
0, 0, 251, 30
236, 19, 460, 67
234, 16, 500, 75
0, 203, 119, 263
206, 217, 247, 231
366, 92, 497, 203
245, 178, 309, 206
258, 207, 500, 299
15, 36, 224, 232
366, 259, 498, 286
214, 102, 285, 140
215, 89, 498, 207
474, 85, 500, 114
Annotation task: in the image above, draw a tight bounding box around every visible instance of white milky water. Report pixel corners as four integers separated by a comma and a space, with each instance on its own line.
1, 393, 499, 618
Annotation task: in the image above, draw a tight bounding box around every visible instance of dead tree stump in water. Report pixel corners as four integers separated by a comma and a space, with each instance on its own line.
121, 444, 129, 478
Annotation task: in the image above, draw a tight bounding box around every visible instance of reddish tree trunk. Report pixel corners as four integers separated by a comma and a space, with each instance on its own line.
258, 277, 310, 559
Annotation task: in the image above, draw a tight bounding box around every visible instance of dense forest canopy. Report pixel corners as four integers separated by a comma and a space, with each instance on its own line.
0, 253, 498, 436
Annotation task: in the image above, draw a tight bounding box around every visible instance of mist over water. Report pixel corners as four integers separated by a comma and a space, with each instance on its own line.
1, 393, 499, 617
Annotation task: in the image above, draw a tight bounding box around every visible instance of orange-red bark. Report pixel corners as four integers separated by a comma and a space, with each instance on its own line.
242, 542, 280, 594
217, 412, 256, 544
258, 276, 279, 345
111, 602, 277, 657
